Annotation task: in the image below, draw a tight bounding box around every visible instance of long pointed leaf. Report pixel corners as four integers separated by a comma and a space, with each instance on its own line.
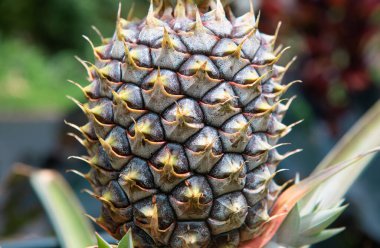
263, 242, 287, 248
238, 148, 380, 248
95, 232, 113, 248
270, 101, 380, 248
118, 229, 134, 248
30, 170, 95, 248
274, 204, 301, 245
299, 227, 346, 245
302, 100, 380, 211
300, 205, 347, 235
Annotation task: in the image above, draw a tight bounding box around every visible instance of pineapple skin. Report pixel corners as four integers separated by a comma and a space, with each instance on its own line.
68, 0, 299, 247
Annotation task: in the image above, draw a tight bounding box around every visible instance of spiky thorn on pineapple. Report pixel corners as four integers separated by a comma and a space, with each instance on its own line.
66, 0, 303, 247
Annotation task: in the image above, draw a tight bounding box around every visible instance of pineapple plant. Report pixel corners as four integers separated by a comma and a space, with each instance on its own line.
63, 0, 377, 247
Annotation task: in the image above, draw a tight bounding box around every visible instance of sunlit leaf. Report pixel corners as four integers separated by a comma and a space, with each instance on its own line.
302, 100, 380, 211
30, 169, 95, 248
265, 101, 380, 248
118, 229, 134, 248
298, 227, 345, 245
95, 232, 113, 248
274, 204, 301, 245
300, 205, 347, 235
239, 148, 379, 248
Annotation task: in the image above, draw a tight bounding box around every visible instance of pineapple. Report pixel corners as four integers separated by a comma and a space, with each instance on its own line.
68, 0, 301, 247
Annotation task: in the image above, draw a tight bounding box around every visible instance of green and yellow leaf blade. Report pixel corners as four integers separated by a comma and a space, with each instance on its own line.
95, 232, 113, 248
118, 229, 134, 248
30, 169, 95, 248
302, 100, 380, 211
259, 100, 380, 248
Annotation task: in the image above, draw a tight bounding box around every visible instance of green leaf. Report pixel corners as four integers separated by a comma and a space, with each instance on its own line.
96, 232, 113, 248
263, 242, 287, 248
118, 229, 134, 248
30, 170, 95, 248
271, 204, 347, 247
269, 101, 380, 248
275, 204, 301, 245
300, 205, 347, 236
299, 228, 346, 245
240, 147, 379, 248
301, 100, 380, 211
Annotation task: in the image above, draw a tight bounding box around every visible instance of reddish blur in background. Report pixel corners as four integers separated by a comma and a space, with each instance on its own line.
0, 0, 379, 247
258, 0, 380, 133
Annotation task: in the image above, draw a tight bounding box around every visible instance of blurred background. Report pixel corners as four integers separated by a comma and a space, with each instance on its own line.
0, 0, 379, 247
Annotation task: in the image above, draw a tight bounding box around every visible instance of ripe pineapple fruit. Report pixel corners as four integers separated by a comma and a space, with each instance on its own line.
68, 0, 301, 247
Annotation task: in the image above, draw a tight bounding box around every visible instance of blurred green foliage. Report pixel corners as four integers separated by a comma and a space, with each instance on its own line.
0, 0, 148, 51
0, 0, 148, 112
0, 39, 84, 111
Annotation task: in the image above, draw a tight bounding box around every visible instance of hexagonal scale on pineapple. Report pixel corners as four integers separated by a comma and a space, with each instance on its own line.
208, 154, 247, 196
219, 114, 253, 153
127, 113, 165, 158
133, 194, 176, 245
149, 143, 191, 192
141, 69, 184, 113
185, 127, 223, 173
179, 9, 219, 54
170, 176, 213, 220
200, 83, 241, 127
118, 157, 157, 203
207, 192, 248, 235
161, 98, 204, 143
169, 221, 211, 248
151, 28, 190, 70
